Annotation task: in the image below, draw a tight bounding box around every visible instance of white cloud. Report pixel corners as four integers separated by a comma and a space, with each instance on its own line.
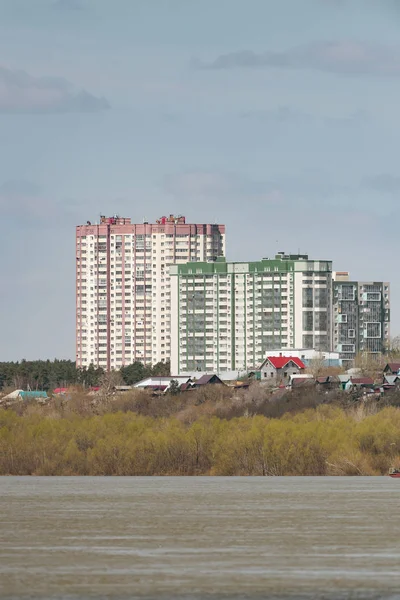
0, 66, 110, 114
198, 41, 400, 77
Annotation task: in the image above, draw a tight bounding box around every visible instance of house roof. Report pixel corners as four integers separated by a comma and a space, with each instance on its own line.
385, 363, 400, 372
134, 376, 191, 387
180, 382, 192, 391
291, 377, 315, 387
146, 385, 168, 391
194, 374, 223, 386
263, 356, 306, 370
349, 377, 374, 385
19, 391, 48, 399
316, 376, 340, 384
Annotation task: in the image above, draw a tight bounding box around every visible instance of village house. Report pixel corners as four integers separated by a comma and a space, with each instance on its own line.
133, 376, 192, 393
259, 356, 305, 383
192, 374, 224, 387
383, 363, 400, 376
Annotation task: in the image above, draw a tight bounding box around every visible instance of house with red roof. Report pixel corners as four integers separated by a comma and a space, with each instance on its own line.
259, 355, 305, 382
383, 363, 400, 376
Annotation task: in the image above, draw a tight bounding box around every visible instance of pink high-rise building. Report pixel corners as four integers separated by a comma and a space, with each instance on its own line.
76, 215, 226, 370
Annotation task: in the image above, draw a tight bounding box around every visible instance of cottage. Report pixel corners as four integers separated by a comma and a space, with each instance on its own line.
345, 377, 374, 392
382, 375, 400, 392
133, 376, 192, 393
383, 363, 400, 376
290, 376, 315, 389
260, 356, 305, 383
315, 376, 340, 390
19, 391, 48, 402
192, 374, 224, 387
53, 387, 69, 395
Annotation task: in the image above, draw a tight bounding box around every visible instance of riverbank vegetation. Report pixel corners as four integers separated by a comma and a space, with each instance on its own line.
1, 385, 400, 476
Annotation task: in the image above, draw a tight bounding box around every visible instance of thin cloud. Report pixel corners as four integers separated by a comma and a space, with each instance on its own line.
365, 173, 400, 193
239, 106, 369, 129
0, 66, 110, 114
53, 0, 84, 10
240, 106, 313, 125
0, 178, 80, 224
197, 41, 400, 77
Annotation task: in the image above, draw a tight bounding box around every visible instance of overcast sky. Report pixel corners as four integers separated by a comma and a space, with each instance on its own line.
1, 0, 400, 361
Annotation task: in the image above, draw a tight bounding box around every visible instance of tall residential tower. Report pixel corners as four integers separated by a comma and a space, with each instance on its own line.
76, 215, 226, 370
170, 253, 333, 374
332, 272, 390, 368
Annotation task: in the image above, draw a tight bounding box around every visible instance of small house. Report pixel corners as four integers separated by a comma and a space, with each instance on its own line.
18, 391, 48, 402
133, 376, 192, 394
383, 363, 400, 376
260, 356, 305, 383
315, 376, 340, 390
382, 375, 400, 392
290, 376, 315, 389
345, 377, 374, 392
192, 374, 224, 387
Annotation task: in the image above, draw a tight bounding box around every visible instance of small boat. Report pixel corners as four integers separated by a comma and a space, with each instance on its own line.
389, 468, 400, 478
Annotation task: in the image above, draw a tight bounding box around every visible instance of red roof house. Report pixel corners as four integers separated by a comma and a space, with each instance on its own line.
383, 363, 400, 375
260, 356, 305, 382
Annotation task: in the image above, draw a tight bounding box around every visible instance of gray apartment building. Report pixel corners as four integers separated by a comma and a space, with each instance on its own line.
332, 272, 390, 368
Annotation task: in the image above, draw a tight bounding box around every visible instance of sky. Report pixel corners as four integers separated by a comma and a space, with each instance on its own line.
1, 0, 400, 361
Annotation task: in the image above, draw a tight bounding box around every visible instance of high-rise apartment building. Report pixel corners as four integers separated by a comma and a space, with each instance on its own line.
76, 215, 225, 370
170, 253, 333, 374
332, 272, 390, 368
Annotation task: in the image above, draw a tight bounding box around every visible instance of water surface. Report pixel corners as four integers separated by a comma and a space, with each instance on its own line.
0, 477, 399, 599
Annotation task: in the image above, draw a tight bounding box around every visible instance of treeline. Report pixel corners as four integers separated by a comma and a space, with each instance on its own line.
0, 360, 170, 391
1, 403, 399, 476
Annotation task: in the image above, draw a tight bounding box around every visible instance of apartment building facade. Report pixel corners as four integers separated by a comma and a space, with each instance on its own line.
76, 215, 225, 370
170, 253, 333, 374
332, 272, 390, 368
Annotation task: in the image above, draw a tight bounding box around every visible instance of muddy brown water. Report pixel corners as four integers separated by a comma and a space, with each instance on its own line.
0, 477, 399, 599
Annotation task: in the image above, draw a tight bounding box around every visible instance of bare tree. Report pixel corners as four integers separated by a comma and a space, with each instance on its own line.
384, 336, 400, 360
353, 352, 384, 380
306, 354, 327, 378
98, 370, 125, 401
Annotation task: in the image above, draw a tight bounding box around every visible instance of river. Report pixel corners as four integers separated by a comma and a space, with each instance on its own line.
0, 477, 399, 599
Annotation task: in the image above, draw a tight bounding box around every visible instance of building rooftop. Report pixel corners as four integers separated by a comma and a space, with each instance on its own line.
262, 356, 306, 370
79, 214, 189, 227
171, 255, 332, 276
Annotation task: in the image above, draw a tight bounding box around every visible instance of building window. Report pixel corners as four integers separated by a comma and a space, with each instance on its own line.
315, 312, 327, 331
303, 334, 313, 349
315, 288, 327, 308
302, 288, 313, 308
302, 311, 313, 331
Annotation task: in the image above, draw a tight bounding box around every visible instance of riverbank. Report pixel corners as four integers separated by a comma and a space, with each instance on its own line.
1, 397, 399, 475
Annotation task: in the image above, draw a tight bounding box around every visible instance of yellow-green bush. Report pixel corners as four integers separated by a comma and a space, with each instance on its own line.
0, 404, 399, 475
